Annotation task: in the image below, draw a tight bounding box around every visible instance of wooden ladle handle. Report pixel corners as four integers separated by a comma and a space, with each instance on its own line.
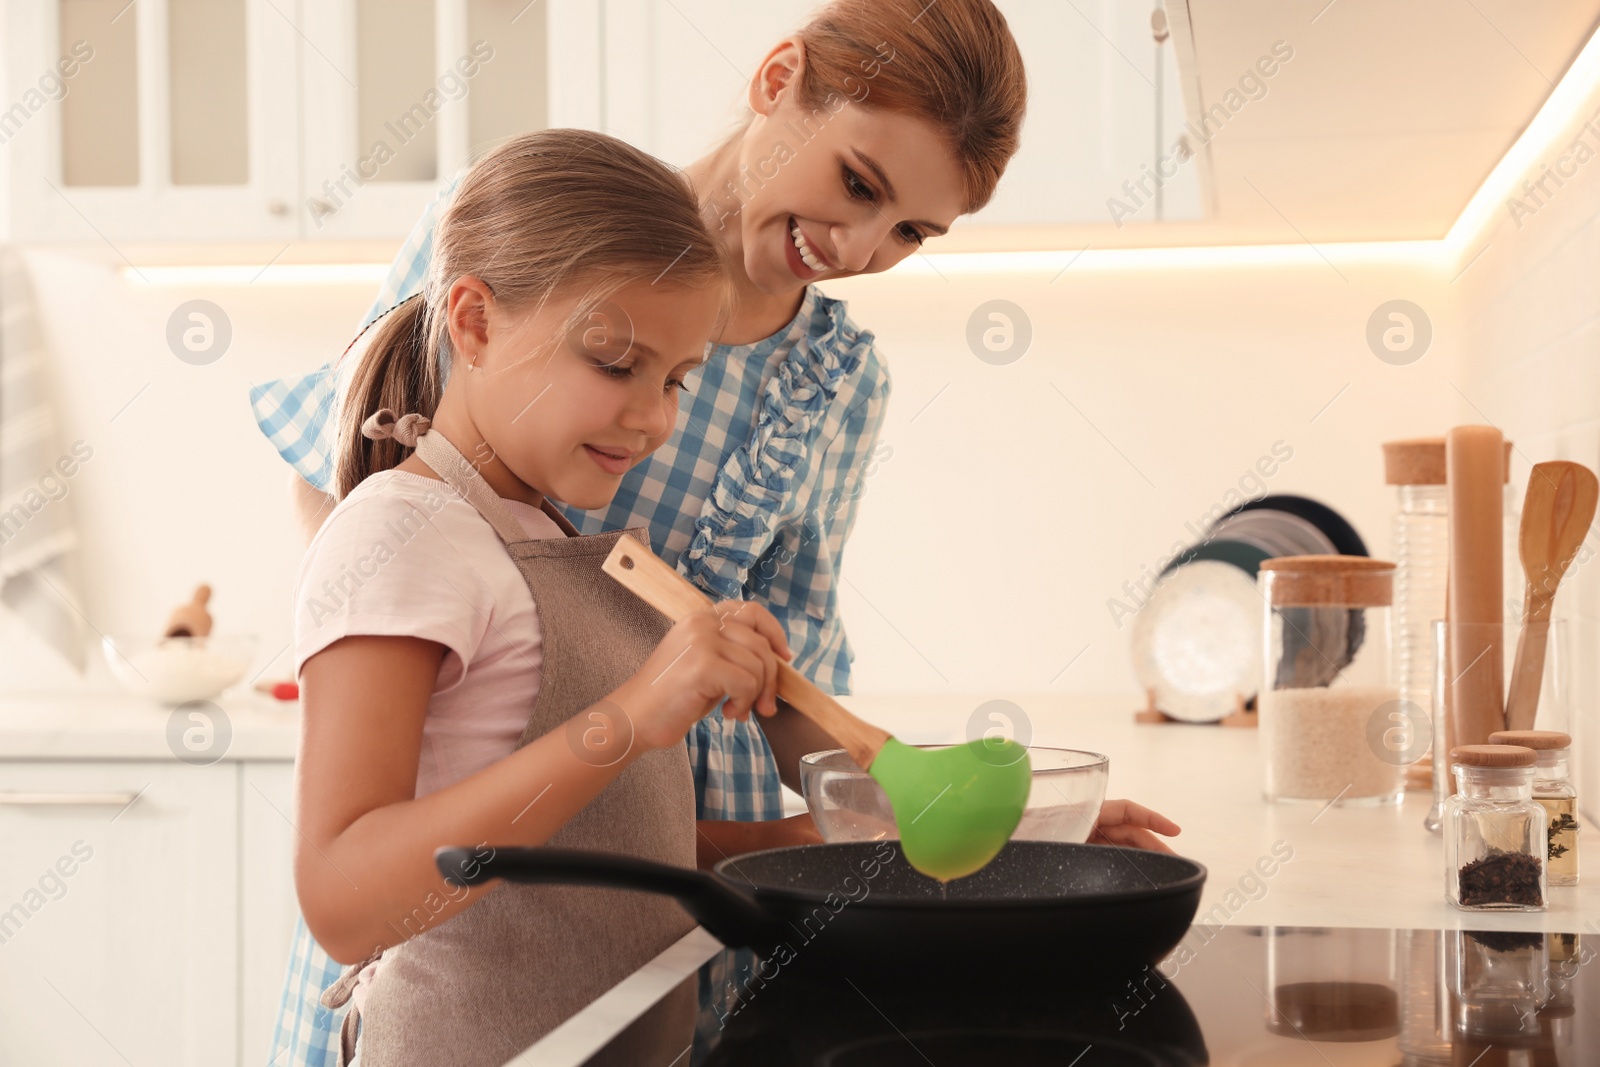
602, 538, 890, 769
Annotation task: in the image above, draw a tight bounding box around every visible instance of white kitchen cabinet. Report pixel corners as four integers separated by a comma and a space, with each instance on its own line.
4, 0, 1199, 243
2, 0, 590, 243
596, 0, 1202, 227
3, 0, 300, 243
597, 0, 810, 169
296, 0, 589, 240
239, 760, 299, 1067
0, 760, 239, 1067
974, 0, 1204, 228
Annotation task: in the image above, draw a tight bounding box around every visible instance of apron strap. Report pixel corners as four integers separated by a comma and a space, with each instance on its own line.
361, 407, 550, 545
319, 948, 383, 1067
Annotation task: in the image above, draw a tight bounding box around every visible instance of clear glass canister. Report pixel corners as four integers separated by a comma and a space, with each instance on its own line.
1490, 730, 1578, 886
1264, 927, 1399, 1043
1445, 745, 1547, 910
1259, 555, 1400, 804
1382, 437, 1517, 831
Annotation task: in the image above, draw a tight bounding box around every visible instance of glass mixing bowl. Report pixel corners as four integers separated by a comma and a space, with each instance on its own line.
800, 745, 1110, 844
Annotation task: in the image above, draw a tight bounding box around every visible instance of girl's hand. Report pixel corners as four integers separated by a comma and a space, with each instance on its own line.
616, 599, 792, 752
1091, 799, 1181, 853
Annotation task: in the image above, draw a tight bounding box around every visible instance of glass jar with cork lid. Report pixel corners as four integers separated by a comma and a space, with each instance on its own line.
1259, 555, 1402, 805
1445, 745, 1547, 911
1490, 730, 1578, 886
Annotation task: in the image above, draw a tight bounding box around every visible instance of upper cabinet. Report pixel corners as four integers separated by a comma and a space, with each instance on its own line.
4, 0, 300, 243
2, 0, 1197, 244
296, 0, 570, 239
2, 0, 595, 243
596, 0, 1202, 230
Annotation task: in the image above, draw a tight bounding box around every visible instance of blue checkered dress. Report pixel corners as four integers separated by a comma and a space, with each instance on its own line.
253, 172, 890, 1066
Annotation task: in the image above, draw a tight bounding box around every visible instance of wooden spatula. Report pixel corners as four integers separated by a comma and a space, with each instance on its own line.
601, 536, 1031, 881
1504, 461, 1598, 731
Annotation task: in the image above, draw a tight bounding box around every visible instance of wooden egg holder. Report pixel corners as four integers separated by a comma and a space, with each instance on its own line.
1135, 687, 1257, 727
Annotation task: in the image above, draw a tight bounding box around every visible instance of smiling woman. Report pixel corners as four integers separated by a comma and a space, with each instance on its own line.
691, 0, 1026, 338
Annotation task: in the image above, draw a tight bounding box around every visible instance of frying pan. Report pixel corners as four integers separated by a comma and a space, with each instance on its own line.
438, 840, 1205, 985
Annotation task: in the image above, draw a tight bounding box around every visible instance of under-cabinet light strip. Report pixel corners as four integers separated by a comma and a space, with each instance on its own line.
120, 22, 1600, 283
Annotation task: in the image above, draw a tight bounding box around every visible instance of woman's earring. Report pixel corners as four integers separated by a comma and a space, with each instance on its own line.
466, 357, 477, 373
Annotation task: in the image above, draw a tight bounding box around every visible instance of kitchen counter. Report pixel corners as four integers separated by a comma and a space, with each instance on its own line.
5, 689, 1594, 1065
2, 689, 1590, 932
514, 692, 1598, 1067
0, 690, 301, 760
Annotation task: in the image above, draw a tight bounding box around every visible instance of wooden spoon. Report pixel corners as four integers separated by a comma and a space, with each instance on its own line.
602, 537, 1031, 881
1504, 461, 1598, 731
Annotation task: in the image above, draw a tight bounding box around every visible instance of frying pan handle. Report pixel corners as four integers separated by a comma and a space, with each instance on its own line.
435, 846, 773, 948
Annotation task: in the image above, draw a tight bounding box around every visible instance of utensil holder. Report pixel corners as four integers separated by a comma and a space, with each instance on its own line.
1425, 618, 1571, 832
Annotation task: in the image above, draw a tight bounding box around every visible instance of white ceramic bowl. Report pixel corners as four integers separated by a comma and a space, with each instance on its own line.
799, 745, 1110, 844
102, 634, 256, 704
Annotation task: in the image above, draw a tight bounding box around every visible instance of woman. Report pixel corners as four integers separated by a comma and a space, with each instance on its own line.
252, 2, 1175, 1062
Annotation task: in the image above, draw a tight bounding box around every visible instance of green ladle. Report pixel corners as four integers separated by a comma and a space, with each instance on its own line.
603, 539, 1031, 881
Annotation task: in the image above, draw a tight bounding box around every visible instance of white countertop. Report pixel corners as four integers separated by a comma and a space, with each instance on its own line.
4, 688, 1593, 1066
2, 688, 1589, 932
0, 689, 300, 760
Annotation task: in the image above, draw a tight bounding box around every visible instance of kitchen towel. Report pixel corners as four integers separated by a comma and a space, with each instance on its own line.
0, 246, 88, 671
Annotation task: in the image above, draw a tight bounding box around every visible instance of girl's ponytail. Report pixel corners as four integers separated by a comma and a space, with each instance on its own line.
333, 294, 441, 500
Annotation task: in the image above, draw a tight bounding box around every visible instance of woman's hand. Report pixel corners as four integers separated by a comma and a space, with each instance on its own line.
695, 812, 821, 869
1091, 799, 1181, 853
616, 599, 793, 752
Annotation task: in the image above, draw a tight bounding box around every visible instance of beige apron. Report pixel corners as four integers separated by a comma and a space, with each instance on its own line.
321, 414, 697, 1067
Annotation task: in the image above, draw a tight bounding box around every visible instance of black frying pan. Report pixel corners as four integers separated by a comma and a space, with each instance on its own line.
437, 840, 1205, 985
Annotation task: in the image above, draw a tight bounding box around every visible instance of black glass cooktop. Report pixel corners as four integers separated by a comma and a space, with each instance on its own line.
579, 925, 1596, 1066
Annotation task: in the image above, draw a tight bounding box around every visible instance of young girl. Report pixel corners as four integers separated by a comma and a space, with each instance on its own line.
255, 2, 1177, 1060
290, 128, 791, 1065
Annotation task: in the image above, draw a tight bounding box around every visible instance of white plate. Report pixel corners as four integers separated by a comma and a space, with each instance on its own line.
1207, 509, 1335, 559
1130, 560, 1263, 722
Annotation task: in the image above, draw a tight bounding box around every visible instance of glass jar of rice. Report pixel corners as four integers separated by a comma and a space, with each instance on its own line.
1260, 555, 1403, 805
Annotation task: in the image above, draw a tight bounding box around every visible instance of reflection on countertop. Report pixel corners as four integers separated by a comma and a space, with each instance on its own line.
563, 925, 1597, 1067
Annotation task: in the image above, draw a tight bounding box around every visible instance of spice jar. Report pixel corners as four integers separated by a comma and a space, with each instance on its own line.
1490, 730, 1578, 886
1259, 555, 1401, 804
1445, 745, 1547, 911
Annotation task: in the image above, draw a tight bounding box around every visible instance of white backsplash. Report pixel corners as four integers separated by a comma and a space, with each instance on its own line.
3, 167, 1595, 823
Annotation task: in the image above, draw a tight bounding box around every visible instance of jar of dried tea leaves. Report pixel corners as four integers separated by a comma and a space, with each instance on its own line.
1490, 729, 1578, 887
1445, 745, 1547, 911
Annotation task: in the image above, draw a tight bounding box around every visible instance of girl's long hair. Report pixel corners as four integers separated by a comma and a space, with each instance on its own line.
332, 128, 726, 500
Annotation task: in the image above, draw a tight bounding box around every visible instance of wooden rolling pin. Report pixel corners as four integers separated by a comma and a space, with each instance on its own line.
1445, 426, 1506, 747
164, 584, 213, 639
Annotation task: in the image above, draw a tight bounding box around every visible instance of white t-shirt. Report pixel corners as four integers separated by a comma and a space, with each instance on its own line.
293, 469, 566, 798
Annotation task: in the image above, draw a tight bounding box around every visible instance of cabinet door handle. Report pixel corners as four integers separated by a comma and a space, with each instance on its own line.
0, 791, 142, 806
